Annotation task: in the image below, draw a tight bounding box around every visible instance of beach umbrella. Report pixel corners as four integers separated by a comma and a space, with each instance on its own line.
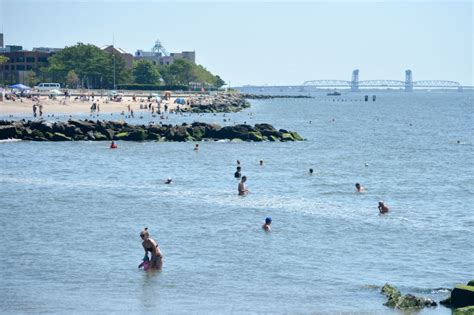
10, 83, 31, 90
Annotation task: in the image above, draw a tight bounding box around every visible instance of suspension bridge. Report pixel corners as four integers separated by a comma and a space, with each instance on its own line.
302, 70, 470, 91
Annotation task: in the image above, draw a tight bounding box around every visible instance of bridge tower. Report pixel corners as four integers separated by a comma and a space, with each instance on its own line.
351, 69, 359, 92
405, 70, 413, 92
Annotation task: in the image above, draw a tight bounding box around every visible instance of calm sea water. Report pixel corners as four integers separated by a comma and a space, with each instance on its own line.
0, 90, 473, 314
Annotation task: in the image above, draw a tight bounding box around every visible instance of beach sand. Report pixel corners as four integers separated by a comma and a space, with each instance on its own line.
0, 93, 193, 116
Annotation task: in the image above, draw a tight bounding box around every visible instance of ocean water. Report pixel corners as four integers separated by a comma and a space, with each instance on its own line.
0, 90, 473, 314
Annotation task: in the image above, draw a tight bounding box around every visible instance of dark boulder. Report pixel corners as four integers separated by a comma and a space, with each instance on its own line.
0, 125, 18, 139
68, 119, 96, 133
451, 285, 474, 308
30, 121, 54, 133
128, 130, 147, 141
218, 124, 255, 140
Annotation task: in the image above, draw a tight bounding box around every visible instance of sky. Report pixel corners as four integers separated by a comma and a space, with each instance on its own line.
0, 0, 472, 86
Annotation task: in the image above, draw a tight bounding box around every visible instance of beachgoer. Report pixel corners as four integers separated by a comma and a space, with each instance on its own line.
309, 168, 314, 175
378, 201, 389, 214
234, 166, 242, 179
259, 160, 264, 166
238, 176, 249, 196
355, 183, 366, 192
140, 228, 163, 270
110, 141, 117, 149
165, 177, 172, 184
262, 217, 272, 231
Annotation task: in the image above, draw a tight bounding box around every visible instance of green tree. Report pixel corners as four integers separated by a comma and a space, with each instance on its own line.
214, 75, 225, 88
25, 70, 38, 87
66, 70, 80, 88
159, 60, 225, 89
168, 59, 196, 85
0, 55, 8, 64
133, 60, 160, 84
45, 43, 131, 89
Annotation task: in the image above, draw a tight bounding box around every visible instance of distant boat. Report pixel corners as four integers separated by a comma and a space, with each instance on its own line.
327, 91, 341, 96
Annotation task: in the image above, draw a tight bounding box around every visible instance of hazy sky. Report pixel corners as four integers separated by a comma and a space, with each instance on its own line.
1, 0, 472, 86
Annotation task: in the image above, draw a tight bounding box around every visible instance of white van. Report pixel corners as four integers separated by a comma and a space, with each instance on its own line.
34, 83, 61, 91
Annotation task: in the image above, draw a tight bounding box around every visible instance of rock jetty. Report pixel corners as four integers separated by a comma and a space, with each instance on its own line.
381, 283, 437, 310
0, 120, 304, 142
183, 93, 251, 113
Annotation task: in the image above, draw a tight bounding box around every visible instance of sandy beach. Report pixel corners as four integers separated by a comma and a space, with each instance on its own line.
0, 92, 195, 116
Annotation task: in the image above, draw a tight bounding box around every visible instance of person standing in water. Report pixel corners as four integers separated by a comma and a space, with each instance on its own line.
262, 217, 272, 231
140, 227, 163, 270
238, 176, 249, 196
378, 201, 389, 214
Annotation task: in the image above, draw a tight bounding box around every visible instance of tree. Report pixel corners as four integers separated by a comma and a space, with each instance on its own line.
214, 75, 226, 88
0, 55, 8, 65
133, 60, 160, 84
25, 70, 38, 87
167, 59, 196, 85
45, 43, 131, 89
66, 70, 80, 88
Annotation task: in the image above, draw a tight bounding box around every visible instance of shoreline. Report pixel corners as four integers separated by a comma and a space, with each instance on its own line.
0, 91, 251, 116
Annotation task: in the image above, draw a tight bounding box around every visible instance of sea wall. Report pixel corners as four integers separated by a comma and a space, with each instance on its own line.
0, 120, 304, 142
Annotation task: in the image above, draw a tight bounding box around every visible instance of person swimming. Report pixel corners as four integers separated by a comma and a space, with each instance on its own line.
262, 217, 272, 231
309, 168, 314, 175
259, 160, 264, 166
355, 183, 366, 192
110, 141, 118, 149
234, 166, 242, 179
194, 143, 199, 151
165, 177, 173, 184
378, 201, 389, 214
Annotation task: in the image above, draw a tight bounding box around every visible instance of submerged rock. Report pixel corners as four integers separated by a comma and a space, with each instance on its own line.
381, 283, 437, 310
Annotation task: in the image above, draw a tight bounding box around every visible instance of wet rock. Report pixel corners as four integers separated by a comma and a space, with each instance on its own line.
454, 306, 474, 314
51, 132, 72, 141
128, 130, 147, 141
0, 125, 18, 139
381, 283, 436, 310
441, 281, 474, 309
